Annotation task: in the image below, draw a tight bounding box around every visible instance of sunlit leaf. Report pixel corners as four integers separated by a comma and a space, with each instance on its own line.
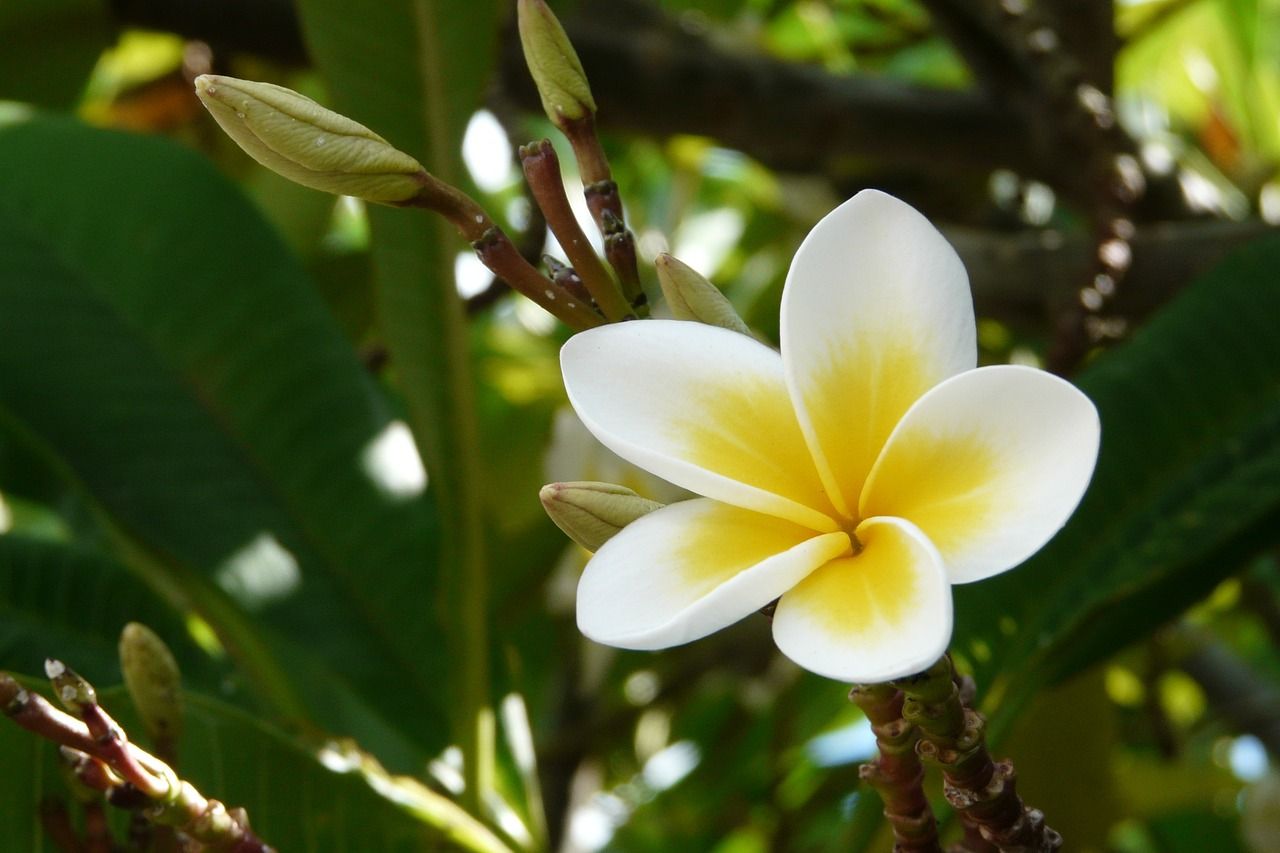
0, 117, 447, 762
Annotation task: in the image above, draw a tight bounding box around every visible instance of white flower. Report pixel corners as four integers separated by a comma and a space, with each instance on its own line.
560, 191, 1100, 682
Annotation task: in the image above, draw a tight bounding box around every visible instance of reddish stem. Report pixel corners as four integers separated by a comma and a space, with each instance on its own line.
849, 683, 941, 852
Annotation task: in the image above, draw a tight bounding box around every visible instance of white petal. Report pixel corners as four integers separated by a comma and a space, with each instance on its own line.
781, 190, 976, 517
772, 516, 952, 682
860, 365, 1100, 583
562, 321, 840, 531
577, 499, 850, 650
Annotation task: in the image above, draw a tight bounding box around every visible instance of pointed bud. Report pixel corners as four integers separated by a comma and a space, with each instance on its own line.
194, 74, 428, 204
517, 0, 597, 125
0, 673, 24, 714
119, 623, 184, 748
539, 481, 662, 551
654, 253, 751, 335
45, 659, 96, 716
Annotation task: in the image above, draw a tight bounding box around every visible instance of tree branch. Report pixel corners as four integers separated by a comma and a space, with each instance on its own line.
951, 219, 1277, 332
495, 2, 1040, 179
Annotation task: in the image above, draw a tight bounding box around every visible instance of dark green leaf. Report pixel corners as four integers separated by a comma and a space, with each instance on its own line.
0, 534, 220, 690
955, 235, 1280, 729
295, 0, 503, 785
0, 117, 447, 758
0, 0, 111, 108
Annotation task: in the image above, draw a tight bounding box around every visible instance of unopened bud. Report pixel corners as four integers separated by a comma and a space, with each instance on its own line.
119, 623, 184, 748
194, 74, 428, 204
517, 0, 596, 125
45, 659, 96, 716
655, 253, 751, 335
539, 481, 662, 551
0, 673, 24, 713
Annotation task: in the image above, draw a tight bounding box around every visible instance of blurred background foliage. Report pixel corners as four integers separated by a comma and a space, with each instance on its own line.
0, 0, 1279, 851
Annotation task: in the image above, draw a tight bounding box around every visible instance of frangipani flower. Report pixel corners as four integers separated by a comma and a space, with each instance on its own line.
560, 190, 1100, 682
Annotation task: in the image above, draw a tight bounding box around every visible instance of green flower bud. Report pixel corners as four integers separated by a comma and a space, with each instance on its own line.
539, 481, 662, 552
44, 659, 96, 716
119, 623, 184, 748
0, 673, 24, 714
194, 74, 428, 204
654, 253, 751, 335
517, 0, 597, 125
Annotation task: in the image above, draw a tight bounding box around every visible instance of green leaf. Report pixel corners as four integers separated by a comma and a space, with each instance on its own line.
0, 685, 510, 852
294, 0, 503, 797
954, 234, 1280, 729
0, 117, 447, 758
0, 0, 111, 108
0, 535, 220, 690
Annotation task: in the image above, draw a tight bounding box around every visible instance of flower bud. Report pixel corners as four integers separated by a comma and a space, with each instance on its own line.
0, 673, 24, 713
540, 481, 662, 552
517, 0, 597, 125
655, 253, 751, 335
119, 623, 184, 748
194, 74, 428, 204
45, 659, 96, 716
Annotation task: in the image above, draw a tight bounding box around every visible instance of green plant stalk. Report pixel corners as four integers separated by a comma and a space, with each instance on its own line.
292, 0, 500, 816
403, 0, 492, 814
893, 658, 1062, 852
848, 683, 940, 853
371, 177, 496, 812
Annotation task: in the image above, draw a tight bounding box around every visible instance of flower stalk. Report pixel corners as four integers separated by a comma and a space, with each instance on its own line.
543, 255, 593, 304
195, 73, 603, 331
585, 174, 645, 313
395, 168, 605, 330
848, 683, 940, 852
470, 227, 604, 329
2, 670, 274, 852
519, 139, 633, 321
515, 0, 645, 313
892, 658, 1062, 852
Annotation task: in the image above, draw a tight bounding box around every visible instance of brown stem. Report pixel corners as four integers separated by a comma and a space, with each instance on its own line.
472, 227, 605, 328
399, 169, 605, 329
600, 209, 646, 313
60, 747, 122, 794
80, 703, 169, 799
849, 683, 940, 853
3, 677, 97, 755
893, 658, 1062, 852
561, 115, 646, 312
520, 139, 632, 321
3, 673, 275, 852
543, 255, 593, 304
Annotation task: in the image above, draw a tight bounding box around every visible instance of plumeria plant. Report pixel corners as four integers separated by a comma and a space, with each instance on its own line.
10, 0, 1279, 851
186, 2, 1092, 849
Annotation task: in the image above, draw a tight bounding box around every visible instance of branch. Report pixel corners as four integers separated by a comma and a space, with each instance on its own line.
949, 219, 1278, 333
106, 0, 307, 64
2, 670, 274, 852
1173, 628, 1280, 758
893, 658, 1062, 852
496, 5, 1039, 178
